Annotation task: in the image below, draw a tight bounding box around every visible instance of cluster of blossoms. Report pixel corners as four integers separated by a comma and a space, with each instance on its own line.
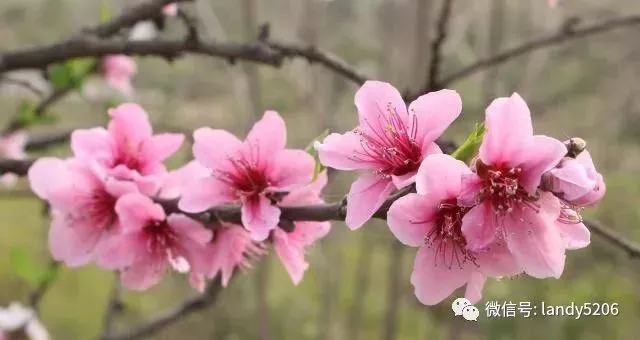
0, 131, 27, 187
28, 105, 329, 291
315, 81, 605, 305
25, 79, 604, 306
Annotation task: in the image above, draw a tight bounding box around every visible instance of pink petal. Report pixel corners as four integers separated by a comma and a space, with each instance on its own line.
96, 233, 141, 269
48, 213, 102, 267
391, 171, 418, 189
158, 161, 211, 199
140, 133, 184, 164
167, 214, 212, 245
192, 128, 242, 171
273, 228, 308, 285
120, 256, 167, 291
474, 241, 521, 277
572, 176, 606, 207
245, 111, 286, 168
517, 135, 566, 193
549, 159, 595, 201
504, 193, 565, 278
479, 93, 533, 166
28, 158, 70, 199
557, 221, 590, 250
0, 130, 28, 158
464, 272, 487, 304
104, 177, 140, 198
189, 272, 206, 293
241, 195, 281, 241
387, 193, 438, 247
178, 176, 236, 213
315, 131, 377, 170
410, 245, 471, 305
290, 221, 331, 246
115, 193, 166, 232
0, 174, 17, 187
163, 3, 178, 16
408, 89, 462, 149
461, 202, 497, 250
267, 149, 315, 191
457, 173, 484, 207
107, 103, 153, 149
345, 174, 396, 230
354, 81, 408, 132
281, 170, 328, 205
415, 154, 471, 198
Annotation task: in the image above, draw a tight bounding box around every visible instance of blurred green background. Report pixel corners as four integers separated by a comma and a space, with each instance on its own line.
1, 0, 640, 339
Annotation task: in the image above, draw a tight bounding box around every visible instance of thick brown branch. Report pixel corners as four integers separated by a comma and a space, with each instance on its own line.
440, 14, 640, 87
0, 38, 282, 74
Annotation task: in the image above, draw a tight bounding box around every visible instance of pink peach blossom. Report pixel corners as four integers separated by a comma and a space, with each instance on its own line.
315, 81, 461, 229
71, 103, 184, 194
179, 111, 315, 241
387, 155, 520, 305
548, 0, 559, 8
458, 93, 569, 279
0, 303, 49, 340
157, 161, 211, 199
547, 150, 605, 207
207, 224, 265, 287
163, 3, 178, 17
100, 193, 212, 291
0, 131, 28, 187
28, 158, 138, 267
102, 55, 137, 97
273, 171, 331, 285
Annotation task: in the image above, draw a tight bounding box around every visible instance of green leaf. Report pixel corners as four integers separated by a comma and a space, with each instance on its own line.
16, 100, 56, 127
305, 129, 330, 181
451, 122, 486, 164
103, 97, 123, 111
48, 63, 73, 90
9, 247, 55, 287
99, 0, 113, 23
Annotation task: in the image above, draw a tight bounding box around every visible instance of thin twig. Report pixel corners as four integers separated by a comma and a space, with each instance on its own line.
102, 279, 224, 340
424, 0, 455, 93
584, 220, 640, 259
439, 14, 640, 87
0, 77, 46, 97
101, 274, 124, 338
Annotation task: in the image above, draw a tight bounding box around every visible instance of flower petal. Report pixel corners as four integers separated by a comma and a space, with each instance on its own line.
504, 193, 565, 278
410, 245, 470, 305
408, 89, 462, 148
474, 241, 521, 277
71, 127, 114, 165
517, 135, 566, 193
479, 93, 533, 166
315, 131, 377, 170
245, 111, 286, 168
192, 128, 243, 171
178, 176, 236, 213
115, 193, 166, 232
167, 214, 212, 245
281, 171, 328, 206
557, 221, 590, 250
461, 202, 497, 250
28, 158, 71, 200
273, 228, 308, 285
387, 193, 438, 247
120, 256, 167, 291
140, 133, 184, 164
107, 103, 153, 148
96, 233, 141, 269
464, 272, 487, 304
415, 154, 471, 199
241, 195, 281, 241
457, 173, 484, 207
267, 149, 315, 191
48, 213, 102, 267
345, 174, 395, 230
354, 81, 408, 132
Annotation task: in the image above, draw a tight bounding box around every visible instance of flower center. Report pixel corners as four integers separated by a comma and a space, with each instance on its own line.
351, 103, 422, 177
71, 189, 117, 229
143, 220, 180, 255
476, 160, 538, 215
215, 157, 270, 197
421, 199, 475, 269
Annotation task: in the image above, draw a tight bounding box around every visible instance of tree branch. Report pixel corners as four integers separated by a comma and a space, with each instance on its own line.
439, 14, 640, 87
584, 219, 640, 259
424, 0, 454, 94
101, 279, 224, 340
